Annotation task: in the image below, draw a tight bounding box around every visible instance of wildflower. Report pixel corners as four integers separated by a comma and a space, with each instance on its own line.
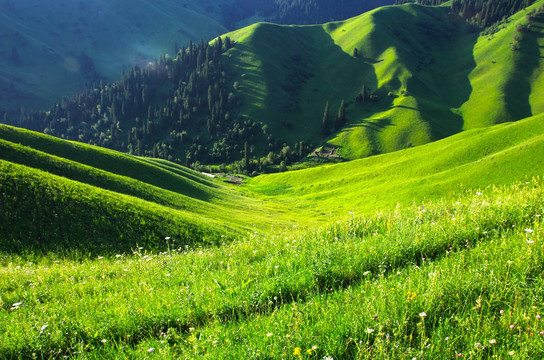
537, 315, 542, 320
363, 271, 371, 276
476, 192, 482, 195
373, 314, 378, 319
500, 310, 504, 315
148, 348, 155, 353
457, 354, 462, 358
489, 339, 496, 345
527, 240, 535, 244
419, 312, 427, 318
40, 325, 48, 333
445, 337, 450, 341
165, 237, 171, 240
323, 357, 334, 360
366, 328, 375, 334
293, 348, 302, 356
115, 254, 122, 258
266, 333, 273, 337
525, 228, 534, 233
510, 324, 515, 329
509, 351, 515, 356
540, 332, 544, 335
101, 339, 107, 344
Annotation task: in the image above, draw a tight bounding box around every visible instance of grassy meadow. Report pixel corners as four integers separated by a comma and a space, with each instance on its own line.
2, 1, 544, 359
1, 107, 544, 358
1, 179, 544, 358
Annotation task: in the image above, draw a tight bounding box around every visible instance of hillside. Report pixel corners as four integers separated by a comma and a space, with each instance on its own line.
13, 0, 543, 171
1, 170, 544, 358
2, 97, 544, 358
3, 110, 544, 253
226, 0, 544, 160
0, 124, 298, 254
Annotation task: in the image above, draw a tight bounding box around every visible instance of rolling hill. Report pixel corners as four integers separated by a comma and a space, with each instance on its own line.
13, 0, 543, 171
2, 1, 544, 358
1, 111, 544, 358
225, 0, 544, 160
2, 110, 544, 254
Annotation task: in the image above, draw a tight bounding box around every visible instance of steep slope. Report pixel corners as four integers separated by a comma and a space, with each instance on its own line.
224, 0, 544, 160
0, 0, 394, 119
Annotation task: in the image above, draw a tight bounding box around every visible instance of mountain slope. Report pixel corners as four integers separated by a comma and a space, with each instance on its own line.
0, 0, 394, 118
0, 124, 295, 254
246, 111, 544, 217
225, 0, 544, 160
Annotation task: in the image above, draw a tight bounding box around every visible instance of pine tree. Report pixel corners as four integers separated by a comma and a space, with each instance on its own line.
243, 141, 249, 170
321, 101, 330, 136
335, 100, 346, 130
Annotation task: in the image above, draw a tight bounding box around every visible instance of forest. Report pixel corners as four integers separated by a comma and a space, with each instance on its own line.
16, 37, 305, 174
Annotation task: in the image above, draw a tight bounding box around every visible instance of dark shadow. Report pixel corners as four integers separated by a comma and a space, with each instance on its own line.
391, 104, 418, 111
504, 27, 542, 121
365, 5, 478, 141
345, 118, 394, 133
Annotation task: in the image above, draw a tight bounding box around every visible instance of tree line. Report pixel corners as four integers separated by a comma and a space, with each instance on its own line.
395, 0, 536, 28
14, 36, 313, 174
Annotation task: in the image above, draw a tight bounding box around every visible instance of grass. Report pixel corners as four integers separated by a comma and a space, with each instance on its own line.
246, 112, 544, 219
1, 3, 544, 357
3, 109, 544, 252
1, 179, 543, 358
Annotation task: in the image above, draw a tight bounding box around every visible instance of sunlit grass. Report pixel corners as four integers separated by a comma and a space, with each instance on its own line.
1, 179, 543, 358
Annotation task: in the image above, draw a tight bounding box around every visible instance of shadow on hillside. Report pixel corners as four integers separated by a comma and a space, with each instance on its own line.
504, 22, 542, 120
370, 5, 479, 141
408, 33, 478, 141
345, 118, 394, 132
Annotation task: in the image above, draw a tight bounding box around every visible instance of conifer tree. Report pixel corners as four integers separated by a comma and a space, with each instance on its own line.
321, 101, 330, 136
335, 99, 346, 130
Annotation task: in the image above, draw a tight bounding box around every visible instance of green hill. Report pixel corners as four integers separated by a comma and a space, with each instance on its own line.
225, 0, 544, 160
2, 83, 544, 359
14, 1, 543, 171
0, 124, 296, 254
